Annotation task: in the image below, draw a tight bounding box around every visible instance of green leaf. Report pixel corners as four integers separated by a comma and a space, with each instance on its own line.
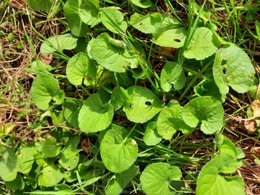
29, 60, 52, 74
182, 96, 224, 134
64, 0, 88, 36
38, 164, 63, 187
66, 52, 97, 86
143, 122, 162, 146
157, 102, 194, 140
59, 136, 80, 171
129, 0, 153, 8
63, 98, 82, 128
26, 0, 52, 12
89, 33, 138, 72
129, 12, 163, 34
123, 86, 163, 123
78, 93, 114, 132
213, 45, 255, 94
105, 165, 139, 195
160, 61, 186, 92
40, 34, 78, 54
5, 174, 24, 190
100, 7, 127, 34
110, 86, 128, 110
184, 27, 218, 60
79, 0, 100, 27
42, 137, 60, 158
196, 154, 245, 195
100, 125, 138, 173
30, 73, 64, 110
140, 163, 182, 195
17, 145, 36, 174
0, 147, 17, 181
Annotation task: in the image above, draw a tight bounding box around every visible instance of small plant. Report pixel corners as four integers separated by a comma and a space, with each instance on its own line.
1, 0, 258, 194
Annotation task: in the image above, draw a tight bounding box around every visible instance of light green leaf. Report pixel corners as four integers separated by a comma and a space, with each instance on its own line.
26, 0, 52, 12
123, 86, 163, 123
79, 0, 100, 27
40, 34, 78, 54
160, 61, 186, 92
105, 165, 139, 195
213, 45, 255, 94
110, 86, 128, 110
17, 145, 36, 174
129, 0, 153, 8
29, 60, 52, 74
5, 174, 24, 190
197, 154, 245, 195
30, 73, 64, 110
100, 125, 138, 173
78, 93, 114, 132
38, 164, 63, 187
100, 7, 127, 34
66, 52, 97, 86
182, 96, 224, 134
143, 122, 162, 146
42, 137, 60, 158
140, 163, 182, 195
59, 136, 80, 171
157, 102, 194, 139
89, 33, 138, 72
0, 147, 17, 181
63, 98, 82, 128
256, 21, 260, 39
129, 12, 163, 34
64, 0, 88, 36
184, 27, 218, 60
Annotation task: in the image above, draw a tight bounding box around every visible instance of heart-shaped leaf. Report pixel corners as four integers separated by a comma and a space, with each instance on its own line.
66, 52, 97, 86
184, 27, 218, 60
182, 96, 224, 134
100, 125, 138, 173
89, 33, 138, 72
140, 163, 182, 195
30, 72, 65, 110
213, 45, 255, 95
78, 93, 114, 132
123, 86, 163, 123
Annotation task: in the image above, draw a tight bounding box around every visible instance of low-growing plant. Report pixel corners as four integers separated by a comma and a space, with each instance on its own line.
1, 0, 258, 194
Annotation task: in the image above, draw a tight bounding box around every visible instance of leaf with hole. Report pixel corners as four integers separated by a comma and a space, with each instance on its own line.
129, 0, 153, 8
182, 96, 224, 134
157, 102, 194, 140
64, 0, 88, 36
89, 33, 138, 72
78, 93, 114, 132
105, 165, 139, 195
140, 163, 182, 195
40, 34, 78, 54
213, 45, 255, 95
184, 27, 218, 60
59, 136, 80, 171
30, 73, 65, 110
143, 122, 162, 146
100, 125, 138, 173
123, 86, 163, 123
160, 61, 186, 92
66, 52, 97, 86
100, 7, 127, 34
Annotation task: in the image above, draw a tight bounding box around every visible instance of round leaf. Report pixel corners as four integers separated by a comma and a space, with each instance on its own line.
100, 125, 138, 173
78, 93, 114, 132
182, 96, 224, 134
123, 86, 163, 123
213, 45, 255, 94
38, 164, 63, 187
140, 163, 182, 195
184, 27, 218, 60
66, 52, 97, 86
89, 33, 138, 72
